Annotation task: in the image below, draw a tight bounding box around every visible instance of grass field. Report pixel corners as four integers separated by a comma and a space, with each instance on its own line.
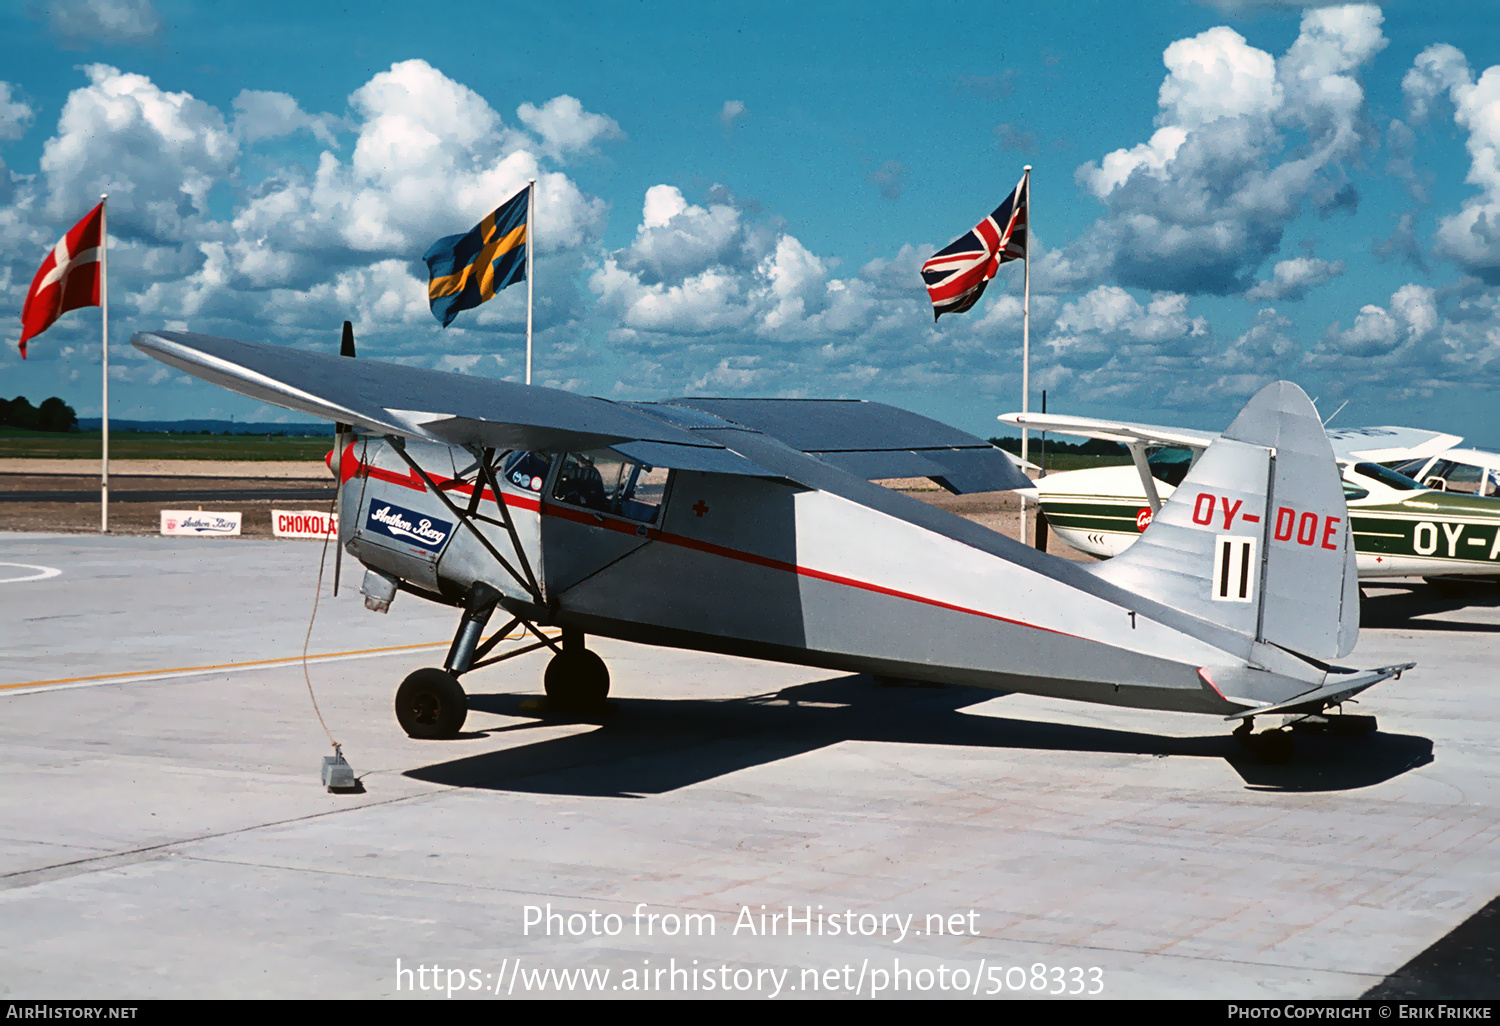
1026, 453, 1132, 472
0, 427, 333, 461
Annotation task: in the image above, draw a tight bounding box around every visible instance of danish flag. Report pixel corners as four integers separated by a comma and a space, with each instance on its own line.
18, 202, 105, 358
921, 170, 1028, 320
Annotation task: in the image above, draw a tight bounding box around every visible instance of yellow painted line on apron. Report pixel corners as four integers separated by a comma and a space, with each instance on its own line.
2, 631, 553, 695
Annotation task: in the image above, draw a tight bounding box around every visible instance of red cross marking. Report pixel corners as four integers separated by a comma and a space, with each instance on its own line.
692, 500, 710, 517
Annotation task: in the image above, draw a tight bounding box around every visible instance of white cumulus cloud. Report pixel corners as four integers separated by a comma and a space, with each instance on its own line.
1069, 5, 1385, 295
229, 60, 607, 286
1245, 257, 1346, 300
47, 0, 162, 47
232, 90, 342, 147
1403, 44, 1500, 282
516, 95, 623, 157
40, 64, 237, 242
0, 82, 33, 142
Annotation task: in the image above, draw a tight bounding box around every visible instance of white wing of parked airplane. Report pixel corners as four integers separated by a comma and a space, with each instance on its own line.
999, 411, 1463, 464
999, 412, 1217, 452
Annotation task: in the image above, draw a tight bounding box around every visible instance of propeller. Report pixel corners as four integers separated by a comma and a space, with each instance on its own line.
333, 320, 355, 596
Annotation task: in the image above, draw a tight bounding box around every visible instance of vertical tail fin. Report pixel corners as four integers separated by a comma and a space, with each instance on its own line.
1091, 381, 1358, 661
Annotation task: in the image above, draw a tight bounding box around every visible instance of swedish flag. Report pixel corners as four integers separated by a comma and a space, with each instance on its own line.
424, 186, 529, 328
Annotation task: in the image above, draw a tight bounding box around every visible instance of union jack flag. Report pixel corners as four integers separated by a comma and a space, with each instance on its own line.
921, 170, 1028, 320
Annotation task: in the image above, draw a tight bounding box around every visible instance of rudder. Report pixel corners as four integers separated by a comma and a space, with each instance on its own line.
1090, 381, 1358, 661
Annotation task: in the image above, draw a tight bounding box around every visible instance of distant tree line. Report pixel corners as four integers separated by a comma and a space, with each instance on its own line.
1, 396, 80, 432
989, 436, 1127, 457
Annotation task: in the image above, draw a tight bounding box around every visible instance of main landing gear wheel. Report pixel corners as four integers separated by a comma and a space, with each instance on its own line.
395, 667, 468, 739
544, 649, 610, 713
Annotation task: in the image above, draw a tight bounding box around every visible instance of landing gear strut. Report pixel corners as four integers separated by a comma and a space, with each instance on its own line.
394, 584, 612, 736
544, 628, 610, 713
393, 582, 501, 739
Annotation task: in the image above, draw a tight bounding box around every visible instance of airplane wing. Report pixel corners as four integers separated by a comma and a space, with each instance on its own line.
997, 411, 1218, 451
132, 330, 779, 477
132, 331, 1027, 492
1325, 426, 1464, 463
663, 397, 1029, 493
1000, 411, 1464, 466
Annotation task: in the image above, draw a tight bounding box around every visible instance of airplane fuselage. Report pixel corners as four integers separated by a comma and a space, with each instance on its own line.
338, 437, 1289, 717
1035, 465, 1500, 579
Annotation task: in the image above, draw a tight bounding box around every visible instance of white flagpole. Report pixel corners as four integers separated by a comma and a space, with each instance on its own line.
526, 178, 535, 385
100, 193, 109, 534
1018, 167, 1031, 545
1020, 166, 1031, 466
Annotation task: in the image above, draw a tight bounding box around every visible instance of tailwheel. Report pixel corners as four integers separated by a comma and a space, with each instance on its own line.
395, 667, 468, 739
544, 648, 610, 713
1235, 725, 1295, 764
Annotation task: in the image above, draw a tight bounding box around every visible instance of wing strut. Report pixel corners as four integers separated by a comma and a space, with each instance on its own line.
385, 437, 544, 607
1127, 442, 1163, 514
474, 446, 543, 601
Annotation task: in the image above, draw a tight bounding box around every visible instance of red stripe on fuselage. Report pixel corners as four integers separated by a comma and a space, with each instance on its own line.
349, 455, 1080, 640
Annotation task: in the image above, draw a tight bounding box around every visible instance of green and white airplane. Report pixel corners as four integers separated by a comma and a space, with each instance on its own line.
1000, 412, 1500, 582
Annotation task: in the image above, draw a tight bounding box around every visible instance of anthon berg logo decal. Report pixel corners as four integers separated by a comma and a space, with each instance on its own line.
365, 500, 452, 552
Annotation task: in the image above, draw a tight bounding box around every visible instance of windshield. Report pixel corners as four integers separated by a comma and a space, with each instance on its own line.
1391, 457, 1430, 479
1353, 462, 1423, 491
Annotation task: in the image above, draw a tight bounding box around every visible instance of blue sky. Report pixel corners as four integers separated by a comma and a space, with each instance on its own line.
4, 0, 1500, 446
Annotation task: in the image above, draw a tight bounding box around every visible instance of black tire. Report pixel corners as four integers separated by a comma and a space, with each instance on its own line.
395, 668, 467, 739
1251, 730, 1295, 764
544, 649, 610, 712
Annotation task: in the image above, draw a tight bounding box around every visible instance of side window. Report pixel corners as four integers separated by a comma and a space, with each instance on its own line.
1444, 462, 1484, 494
551, 451, 671, 524
1342, 480, 1370, 501
621, 465, 670, 522
1422, 460, 1456, 491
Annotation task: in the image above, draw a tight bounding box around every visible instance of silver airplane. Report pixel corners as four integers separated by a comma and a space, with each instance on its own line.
132, 330, 1413, 762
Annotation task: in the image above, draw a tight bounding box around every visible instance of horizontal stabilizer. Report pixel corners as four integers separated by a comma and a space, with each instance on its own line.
1220, 662, 1415, 720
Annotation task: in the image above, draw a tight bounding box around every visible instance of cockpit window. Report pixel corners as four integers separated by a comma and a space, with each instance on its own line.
1388, 457, 1500, 496
1342, 481, 1370, 501
551, 450, 671, 523
1146, 446, 1194, 487
1353, 462, 1422, 491
1391, 457, 1430, 479
1424, 460, 1497, 495
501, 451, 552, 493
